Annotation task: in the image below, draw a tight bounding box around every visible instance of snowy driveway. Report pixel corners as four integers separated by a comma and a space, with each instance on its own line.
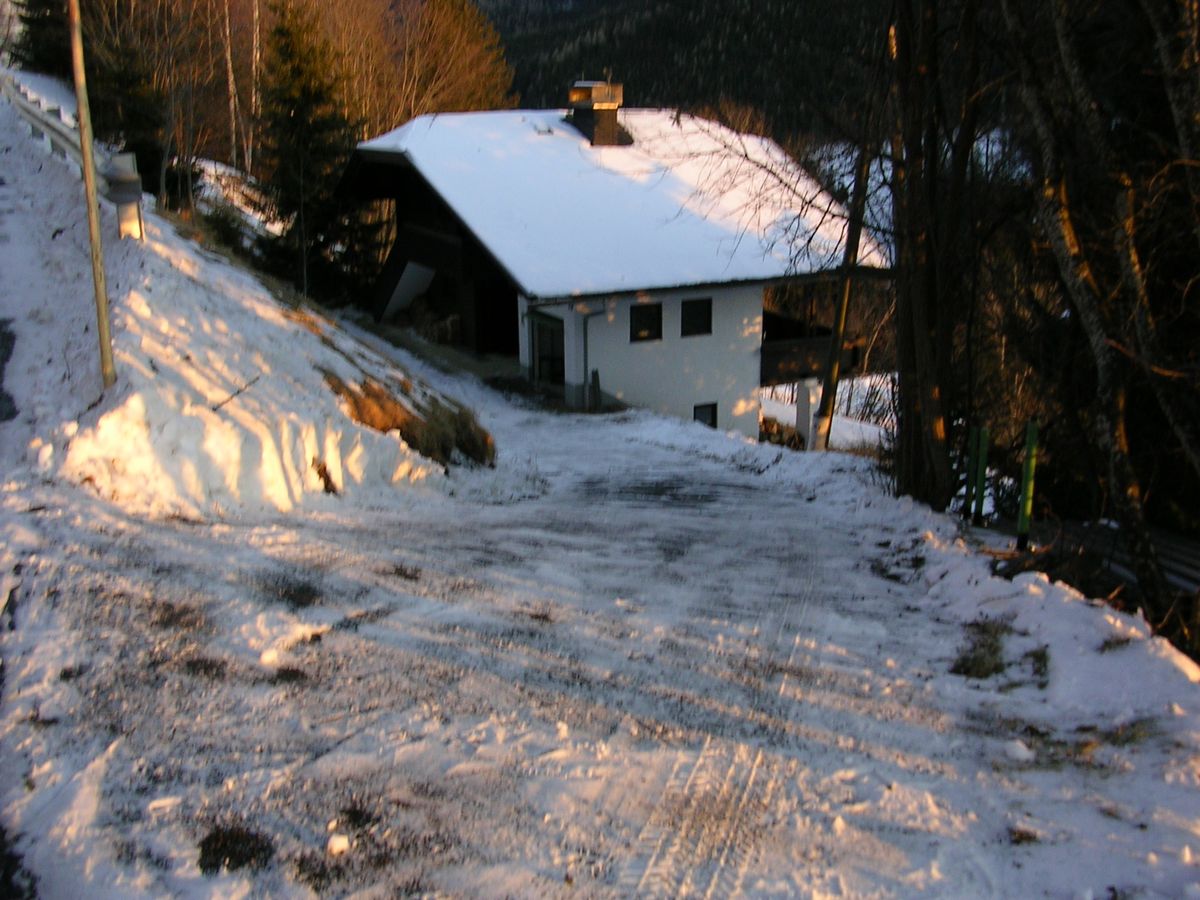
4, 403, 1198, 898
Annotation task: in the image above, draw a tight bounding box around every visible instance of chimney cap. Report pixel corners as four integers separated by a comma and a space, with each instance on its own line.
569, 80, 623, 110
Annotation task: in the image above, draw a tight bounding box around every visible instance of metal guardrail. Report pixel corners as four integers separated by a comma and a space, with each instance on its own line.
1, 70, 144, 237
1, 71, 93, 170
1059, 521, 1200, 596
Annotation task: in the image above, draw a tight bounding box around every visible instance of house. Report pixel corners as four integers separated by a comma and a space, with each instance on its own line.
340, 82, 887, 437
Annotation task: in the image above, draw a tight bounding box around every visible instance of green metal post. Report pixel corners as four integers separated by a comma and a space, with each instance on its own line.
963, 426, 979, 520
1016, 422, 1039, 551
972, 426, 989, 526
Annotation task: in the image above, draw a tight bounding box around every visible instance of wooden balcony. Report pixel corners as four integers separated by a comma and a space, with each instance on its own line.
760, 336, 864, 386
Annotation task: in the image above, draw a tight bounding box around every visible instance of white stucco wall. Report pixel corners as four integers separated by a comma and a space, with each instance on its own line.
520, 287, 764, 436
582, 287, 763, 436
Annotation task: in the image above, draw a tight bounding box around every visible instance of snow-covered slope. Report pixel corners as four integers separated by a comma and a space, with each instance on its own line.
1, 84, 1199, 900
0, 94, 489, 520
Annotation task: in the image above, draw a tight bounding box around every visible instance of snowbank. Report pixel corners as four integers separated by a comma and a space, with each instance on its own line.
0, 90, 478, 519
58, 226, 469, 517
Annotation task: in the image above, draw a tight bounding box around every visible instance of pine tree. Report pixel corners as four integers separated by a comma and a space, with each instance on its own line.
258, 0, 355, 295
11, 0, 70, 79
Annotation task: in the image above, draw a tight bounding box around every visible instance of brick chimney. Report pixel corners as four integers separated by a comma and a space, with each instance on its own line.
568, 80, 626, 147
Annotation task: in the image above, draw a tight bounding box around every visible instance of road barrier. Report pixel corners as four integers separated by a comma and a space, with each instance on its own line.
0, 70, 143, 239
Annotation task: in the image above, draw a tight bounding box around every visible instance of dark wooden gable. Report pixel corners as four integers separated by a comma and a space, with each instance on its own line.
339, 152, 520, 356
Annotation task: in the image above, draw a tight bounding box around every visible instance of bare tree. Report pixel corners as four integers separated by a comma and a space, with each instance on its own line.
393, 0, 515, 123
0, 0, 18, 63
886, 0, 990, 510
273, 0, 515, 143
316, 0, 406, 137
84, 0, 222, 207
235, 0, 262, 172
999, 0, 1200, 634
221, 0, 241, 167
215, 0, 262, 173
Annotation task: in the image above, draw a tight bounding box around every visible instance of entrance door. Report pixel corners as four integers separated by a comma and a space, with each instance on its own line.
530, 313, 565, 388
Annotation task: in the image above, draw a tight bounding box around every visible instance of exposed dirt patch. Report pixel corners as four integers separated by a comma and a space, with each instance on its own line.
181, 655, 228, 680
951, 617, 1013, 679
257, 571, 323, 610
0, 318, 16, 422
322, 371, 495, 467
197, 823, 274, 875
0, 823, 35, 899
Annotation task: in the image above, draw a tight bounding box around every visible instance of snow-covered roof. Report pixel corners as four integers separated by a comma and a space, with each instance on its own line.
357, 109, 888, 300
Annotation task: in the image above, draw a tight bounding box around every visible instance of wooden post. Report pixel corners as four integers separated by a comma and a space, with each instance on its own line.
972, 425, 989, 526
68, 0, 116, 389
1016, 422, 1039, 551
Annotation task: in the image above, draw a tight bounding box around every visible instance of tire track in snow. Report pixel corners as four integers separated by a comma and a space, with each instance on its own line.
622, 510, 819, 896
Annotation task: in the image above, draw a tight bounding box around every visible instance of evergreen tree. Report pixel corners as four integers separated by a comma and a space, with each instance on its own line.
258, 0, 356, 295
11, 0, 70, 79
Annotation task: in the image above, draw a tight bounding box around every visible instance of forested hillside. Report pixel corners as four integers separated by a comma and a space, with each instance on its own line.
479, 0, 885, 140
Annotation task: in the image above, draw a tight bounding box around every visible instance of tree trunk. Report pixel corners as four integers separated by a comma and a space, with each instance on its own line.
813, 142, 871, 451
889, 1, 955, 510
244, 0, 260, 174
1114, 177, 1200, 486
222, 0, 240, 169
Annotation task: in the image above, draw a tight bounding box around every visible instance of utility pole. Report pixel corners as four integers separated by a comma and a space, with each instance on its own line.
68, 0, 116, 389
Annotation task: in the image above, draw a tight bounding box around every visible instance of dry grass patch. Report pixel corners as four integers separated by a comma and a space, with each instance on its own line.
951, 617, 1013, 679
282, 307, 329, 336
322, 371, 494, 468
198, 823, 274, 875
257, 571, 323, 611
1007, 824, 1041, 845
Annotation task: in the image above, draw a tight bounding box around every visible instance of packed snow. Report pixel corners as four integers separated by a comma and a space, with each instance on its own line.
1, 82, 1200, 899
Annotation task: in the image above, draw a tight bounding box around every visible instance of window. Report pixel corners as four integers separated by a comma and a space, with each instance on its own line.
693, 403, 718, 428
681, 298, 712, 337
630, 303, 662, 342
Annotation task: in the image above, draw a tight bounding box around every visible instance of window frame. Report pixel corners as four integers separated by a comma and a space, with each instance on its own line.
629, 302, 663, 343
680, 297, 713, 338
693, 402, 718, 428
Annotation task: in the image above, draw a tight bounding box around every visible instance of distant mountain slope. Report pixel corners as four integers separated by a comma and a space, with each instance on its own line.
479, 0, 885, 141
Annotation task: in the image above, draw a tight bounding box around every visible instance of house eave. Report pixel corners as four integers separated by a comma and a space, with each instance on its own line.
522, 266, 891, 308
340, 144, 894, 309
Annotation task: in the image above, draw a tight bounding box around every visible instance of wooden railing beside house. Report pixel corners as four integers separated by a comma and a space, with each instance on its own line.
760, 336, 865, 387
